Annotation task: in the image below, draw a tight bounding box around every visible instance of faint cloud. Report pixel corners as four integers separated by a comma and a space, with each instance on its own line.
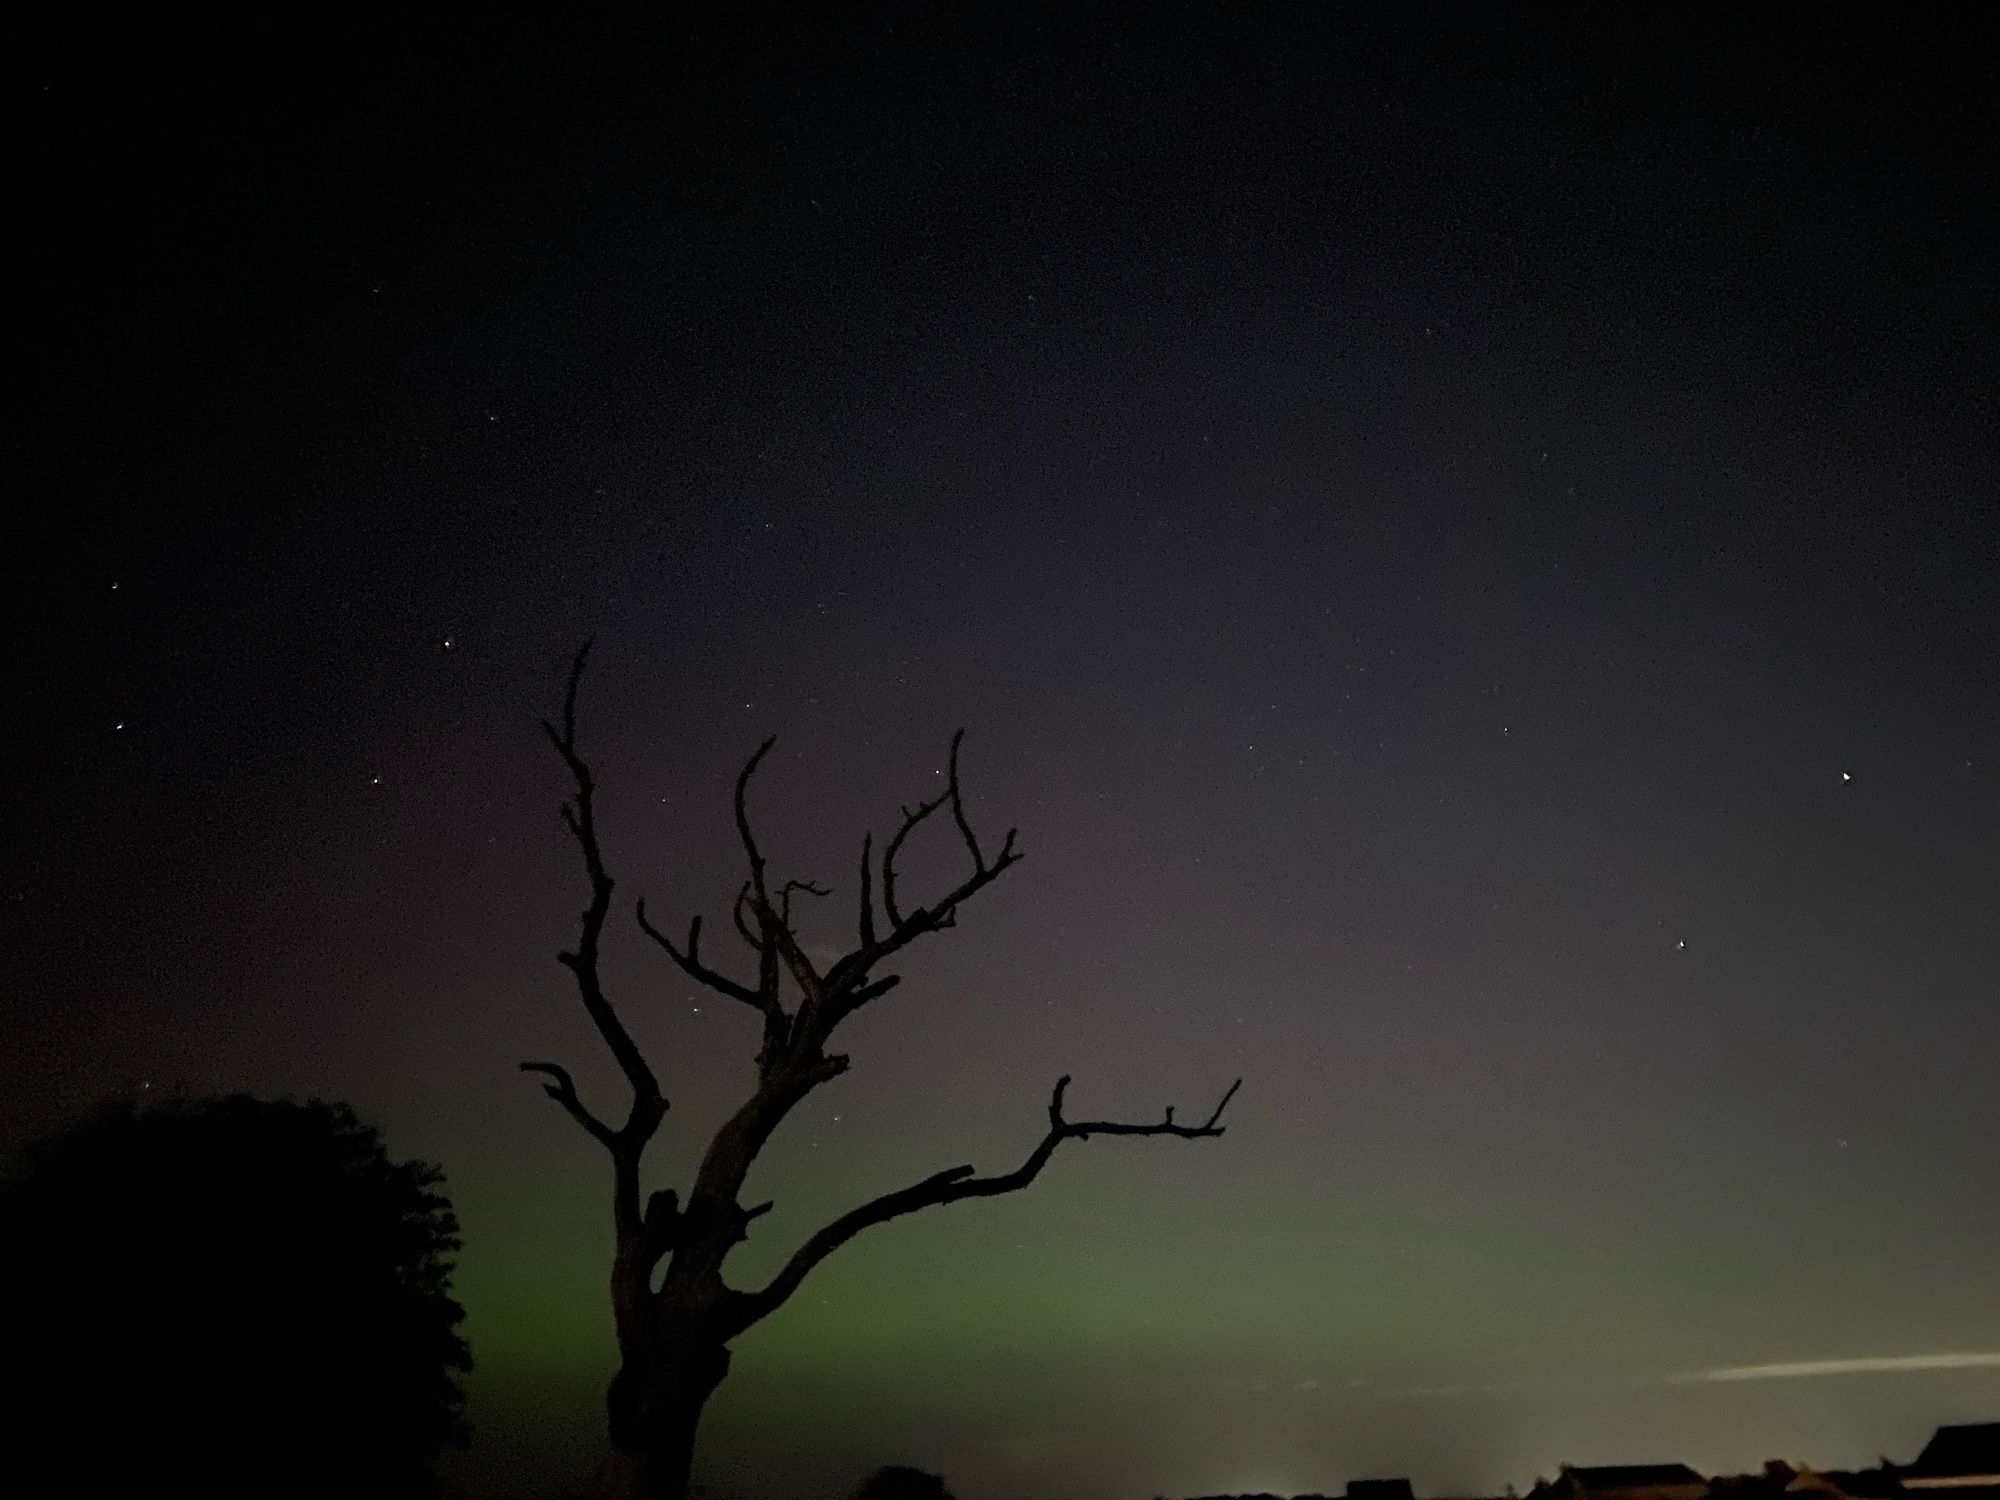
1670, 1352, 2000, 1384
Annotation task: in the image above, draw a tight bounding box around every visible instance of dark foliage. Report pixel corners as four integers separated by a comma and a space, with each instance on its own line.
0, 1094, 470, 1497
853, 1466, 958, 1500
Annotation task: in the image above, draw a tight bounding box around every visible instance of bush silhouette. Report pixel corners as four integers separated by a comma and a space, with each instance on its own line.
853, 1465, 958, 1500
0, 1094, 469, 1496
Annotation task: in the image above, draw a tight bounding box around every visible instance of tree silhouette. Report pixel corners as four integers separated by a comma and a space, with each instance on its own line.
0, 1093, 470, 1497
853, 1466, 958, 1500
525, 645, 1239, 1500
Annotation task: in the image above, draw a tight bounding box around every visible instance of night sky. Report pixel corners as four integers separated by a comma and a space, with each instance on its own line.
8, 9, 1997, 1498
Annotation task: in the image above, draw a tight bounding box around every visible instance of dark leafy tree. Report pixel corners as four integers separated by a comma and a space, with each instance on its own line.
0, 1094, 470, 1497
526, 645, 1240, 1500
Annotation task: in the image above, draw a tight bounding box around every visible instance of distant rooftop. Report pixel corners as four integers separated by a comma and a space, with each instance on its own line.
1909, 1424, 2000, 1483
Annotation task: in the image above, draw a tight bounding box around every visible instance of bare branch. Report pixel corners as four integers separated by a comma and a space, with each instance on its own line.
733, 736, 778, 910
820, 834, 1021, 1012
856, 833, 877, 949
766, 920, 824, 1007
730, 882, 761, 953
721, 887, 778, 1016
1054, 1074, 1242, 1140
818, 735, 1023, 1014
847, 975, 901, 1010
531, 644, 668, 1194
632, 893, 793, 1068
878, 789, 949, 932
724, 737, 831, 1012
944, 730, 984, 870
734, 1073, 1240, 1326
1206, 1078, 1242, 1128
520, 1061, 617, 1149
635, 901, 766, 1010
779, 879, 830, 925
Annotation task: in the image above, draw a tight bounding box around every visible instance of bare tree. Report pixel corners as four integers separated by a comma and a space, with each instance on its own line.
523, 646, 1239, 1500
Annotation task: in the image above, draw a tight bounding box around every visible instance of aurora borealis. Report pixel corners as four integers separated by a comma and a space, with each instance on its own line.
9, 9, 1997, 1498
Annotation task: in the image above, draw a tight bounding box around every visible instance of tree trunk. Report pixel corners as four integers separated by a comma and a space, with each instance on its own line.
603, 1338, 730, 1500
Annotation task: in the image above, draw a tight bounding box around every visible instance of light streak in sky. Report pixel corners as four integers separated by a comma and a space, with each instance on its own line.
1670, 1352, 2000, 1383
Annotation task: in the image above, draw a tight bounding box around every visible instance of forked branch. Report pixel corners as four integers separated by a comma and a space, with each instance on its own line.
714, 743, 845, 1020
817, 731, 1022, 1015
733, 1073, 1242, 1326
523, 643, 668, 1178
878, 732, 1009, 930
634, 903, 767, 1012
652, 730, 1021, 1048
519, 1061, 616, 1148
